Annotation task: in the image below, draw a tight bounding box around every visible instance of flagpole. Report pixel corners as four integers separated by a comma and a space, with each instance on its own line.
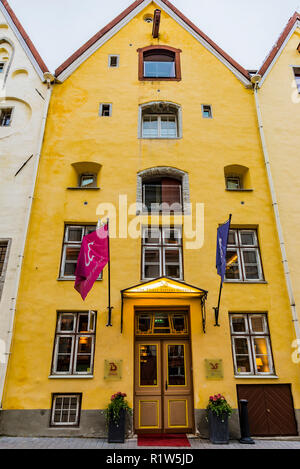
214, 214, 232, 327
106, 218, 113, 327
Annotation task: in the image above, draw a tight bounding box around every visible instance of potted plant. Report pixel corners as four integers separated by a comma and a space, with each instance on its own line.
206, 394, 233, 444
105, 392, 132, 443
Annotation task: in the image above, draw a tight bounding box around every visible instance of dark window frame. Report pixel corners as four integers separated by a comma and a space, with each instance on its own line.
137, 45, 182, 81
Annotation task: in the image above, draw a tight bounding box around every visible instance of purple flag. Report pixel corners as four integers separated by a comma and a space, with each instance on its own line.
74, 223, 109, 300
216, 218, 231, 284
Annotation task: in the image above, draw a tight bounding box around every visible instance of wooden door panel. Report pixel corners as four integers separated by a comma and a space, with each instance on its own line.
237, 385, 269, 436
237, 384, 298, 437
264, 385, 298, 436
135, 396, 162, 431
163, 340, 193, 432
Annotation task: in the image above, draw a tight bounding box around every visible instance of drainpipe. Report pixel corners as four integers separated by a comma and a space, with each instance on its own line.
252, 74, 300, 347
0, 72, 55, 406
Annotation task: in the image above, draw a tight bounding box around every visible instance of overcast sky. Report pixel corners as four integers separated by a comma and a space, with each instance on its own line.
7, 0, 300, 72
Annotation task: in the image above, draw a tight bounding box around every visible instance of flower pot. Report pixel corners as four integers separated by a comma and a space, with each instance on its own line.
208, 410, 229, 444
108, 409, 126, 443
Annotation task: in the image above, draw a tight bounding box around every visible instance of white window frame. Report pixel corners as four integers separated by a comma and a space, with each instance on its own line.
142, 226, 183, 280
225, 229, 264, 283
230, 314, 274, 377
108, 54, 120, 68
99, 103, 112, 117
60, 225, 101, 279
293, 67, 300, 93
52, 312, 96, 376
142, 113, 178, 139
201, 104, 213, 118
51, 394, 81, 427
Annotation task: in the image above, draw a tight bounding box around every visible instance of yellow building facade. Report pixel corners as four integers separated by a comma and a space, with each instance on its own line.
1, 1, 300, 438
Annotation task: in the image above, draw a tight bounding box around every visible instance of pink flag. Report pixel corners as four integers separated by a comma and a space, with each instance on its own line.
74, 223, 109, 300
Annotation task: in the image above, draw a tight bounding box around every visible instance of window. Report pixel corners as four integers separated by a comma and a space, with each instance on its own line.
0, 241, 8, 276
294, 68, 300, 93
224, 165, 251, 191
79, 174, 97, 188
225, 229, 263, 282
108, 55, 119, 68
201, 105, 212, 118
0, 62, 5, 73
136, 311, 188, 335
99, 103, 112, 117
51, 311, 96, 375
138, 46, 181, 81
142, 177, 182, 213
140, 102, 180, 139
0, 108, 12, 126
50, 394, 82, 426
226, 176, 242, 190
60, 224, 100, 279
142, 226, 183, 280
230, 314, 274, 376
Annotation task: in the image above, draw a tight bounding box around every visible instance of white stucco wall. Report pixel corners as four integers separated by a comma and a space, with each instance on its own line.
0, 8, 48, 404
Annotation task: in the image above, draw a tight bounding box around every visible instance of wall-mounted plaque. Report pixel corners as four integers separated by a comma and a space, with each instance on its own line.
104, 360, 123, 380
205, 359, 224, 379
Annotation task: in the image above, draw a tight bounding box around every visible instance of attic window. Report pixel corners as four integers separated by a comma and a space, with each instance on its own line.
202, 105, 212, 118
109, 55, 119, 68
99, 103, 112, 117
138, 46, 182, 81
0, 108, 12, 126
294, 68, 300, 93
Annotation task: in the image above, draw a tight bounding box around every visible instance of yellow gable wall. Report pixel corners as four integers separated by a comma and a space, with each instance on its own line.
259, 27, 300, 324
2, 2, 300, 414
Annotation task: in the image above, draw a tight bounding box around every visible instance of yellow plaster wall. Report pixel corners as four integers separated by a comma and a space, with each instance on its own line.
259, 27, 300, 322
2, 3, 300, 415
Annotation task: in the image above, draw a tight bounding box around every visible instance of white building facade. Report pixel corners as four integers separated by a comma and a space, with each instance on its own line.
0, 0, 53, 405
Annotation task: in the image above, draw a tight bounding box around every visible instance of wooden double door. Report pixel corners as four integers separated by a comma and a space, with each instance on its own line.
237, 384, 298, 436
134, 339, 194, 433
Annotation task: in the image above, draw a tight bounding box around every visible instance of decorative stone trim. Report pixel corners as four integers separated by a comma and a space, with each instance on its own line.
136, 166, 190, 215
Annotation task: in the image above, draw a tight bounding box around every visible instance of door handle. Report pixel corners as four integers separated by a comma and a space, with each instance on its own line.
165, 381, 168, 391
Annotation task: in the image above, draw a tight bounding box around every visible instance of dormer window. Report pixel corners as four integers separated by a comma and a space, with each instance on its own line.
138, 46, 181, 81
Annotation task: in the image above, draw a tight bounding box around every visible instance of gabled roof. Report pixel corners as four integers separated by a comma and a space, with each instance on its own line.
258, 11, 300, 85
0, 0, 49, 79
55, 0, 251, 86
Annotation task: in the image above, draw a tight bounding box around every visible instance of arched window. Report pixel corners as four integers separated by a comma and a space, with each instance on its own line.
69, 162, 101, 190
224, 165, 252, 191
139, 102, 182, 139
137, 167, 190, 214
137, 45, 181, 81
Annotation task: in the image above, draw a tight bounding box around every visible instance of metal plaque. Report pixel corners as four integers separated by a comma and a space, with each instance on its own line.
104, 360, 123, 380
205, 359, 224, 379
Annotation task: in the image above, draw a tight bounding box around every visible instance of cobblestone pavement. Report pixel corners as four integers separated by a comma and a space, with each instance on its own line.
0, 436, 300, 449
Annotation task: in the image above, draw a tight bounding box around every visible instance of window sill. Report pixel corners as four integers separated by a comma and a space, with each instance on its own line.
234, 375, 278, 379
48, 375, 94, 379
139, 77, 181, 82
226, 189, 253, 192
224, 280, 267, 284
139, 137, 182, 140
67, 187, 100, 191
